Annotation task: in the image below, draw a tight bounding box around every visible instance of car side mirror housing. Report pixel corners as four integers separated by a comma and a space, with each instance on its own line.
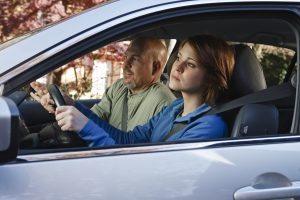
0, 97, 19, 163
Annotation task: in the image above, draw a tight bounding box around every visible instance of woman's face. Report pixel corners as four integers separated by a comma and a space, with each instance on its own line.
169, 42, 206, 94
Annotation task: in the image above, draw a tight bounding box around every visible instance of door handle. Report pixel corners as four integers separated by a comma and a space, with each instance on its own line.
234, 182, 300, 200
234, 172, 300, 200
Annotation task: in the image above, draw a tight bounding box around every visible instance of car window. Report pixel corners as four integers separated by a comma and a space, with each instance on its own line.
14, 9, 298, 154
36, 41, 130, 100
36, 39, 176, 100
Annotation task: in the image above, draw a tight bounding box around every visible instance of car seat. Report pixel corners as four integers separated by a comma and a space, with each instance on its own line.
228, 44, 267, 98
228, 45, 296, 137
219, 44, 268, 136
231, 103, 279, 137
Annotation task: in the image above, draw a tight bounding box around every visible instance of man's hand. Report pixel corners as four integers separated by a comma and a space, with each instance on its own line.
30, 82, 55, 113
30, 81, 75, 113
55, 106, 89, 132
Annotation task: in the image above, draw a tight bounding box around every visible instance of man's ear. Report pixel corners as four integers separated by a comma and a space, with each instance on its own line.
152, 61, 161, 75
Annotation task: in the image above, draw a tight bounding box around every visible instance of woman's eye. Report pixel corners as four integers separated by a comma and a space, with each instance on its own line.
132, 56, 139, 61
187, 63, 195, 68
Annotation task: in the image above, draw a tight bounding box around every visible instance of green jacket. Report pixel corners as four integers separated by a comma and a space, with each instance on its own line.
91, 79, 175, 131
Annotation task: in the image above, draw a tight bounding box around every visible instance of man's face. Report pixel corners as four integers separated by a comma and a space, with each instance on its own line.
122, 41, 154, 93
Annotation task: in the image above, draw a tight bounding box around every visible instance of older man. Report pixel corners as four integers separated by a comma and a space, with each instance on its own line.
90, 37, 175, 131
29, 37, 175, 147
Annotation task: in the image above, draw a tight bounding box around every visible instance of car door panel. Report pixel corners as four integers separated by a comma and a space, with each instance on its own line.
1, 140, 299, 200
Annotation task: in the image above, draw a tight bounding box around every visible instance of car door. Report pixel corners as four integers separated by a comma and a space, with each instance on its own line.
1, 138, 300, 200
1, 1, 300, 200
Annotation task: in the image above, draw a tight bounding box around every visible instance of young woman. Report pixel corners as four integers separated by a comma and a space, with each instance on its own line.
55, 35, 235, 146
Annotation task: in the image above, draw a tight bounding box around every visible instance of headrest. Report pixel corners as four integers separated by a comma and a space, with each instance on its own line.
229, 45, 267, 98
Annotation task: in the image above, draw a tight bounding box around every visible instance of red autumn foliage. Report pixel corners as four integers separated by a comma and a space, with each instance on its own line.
1, 0, 129, 99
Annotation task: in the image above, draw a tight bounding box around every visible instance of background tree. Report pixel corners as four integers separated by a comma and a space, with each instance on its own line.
0, 0, 111, 42
252, 44, 294, 86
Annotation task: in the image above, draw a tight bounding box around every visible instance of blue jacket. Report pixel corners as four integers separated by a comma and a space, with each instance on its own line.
76, 98, 227, 147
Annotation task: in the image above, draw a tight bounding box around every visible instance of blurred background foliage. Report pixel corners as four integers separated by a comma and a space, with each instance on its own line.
252, 44, 295, 86
0, 0, 112, 42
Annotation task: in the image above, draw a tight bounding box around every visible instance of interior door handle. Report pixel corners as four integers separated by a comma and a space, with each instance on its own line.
234, 172, 300, 200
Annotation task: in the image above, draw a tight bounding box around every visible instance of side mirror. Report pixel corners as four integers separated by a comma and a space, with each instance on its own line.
0, 97, 19, 163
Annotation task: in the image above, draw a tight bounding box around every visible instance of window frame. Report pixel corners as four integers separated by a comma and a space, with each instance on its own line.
8, 3, 300, 157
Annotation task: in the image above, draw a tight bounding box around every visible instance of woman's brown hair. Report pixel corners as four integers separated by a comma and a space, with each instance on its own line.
180, 35, 235, 105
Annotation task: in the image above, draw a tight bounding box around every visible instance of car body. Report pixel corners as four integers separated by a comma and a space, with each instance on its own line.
0, 0, 300, 199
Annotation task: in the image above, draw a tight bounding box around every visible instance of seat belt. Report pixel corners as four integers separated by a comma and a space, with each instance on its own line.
121, 90, 128, 132
204, 82, 295, 116
163, 123, 187, 141
162, 82, 295, 141
163, 110, 209, 141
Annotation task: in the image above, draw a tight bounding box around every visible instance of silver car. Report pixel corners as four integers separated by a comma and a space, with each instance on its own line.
1, 0, 300, 199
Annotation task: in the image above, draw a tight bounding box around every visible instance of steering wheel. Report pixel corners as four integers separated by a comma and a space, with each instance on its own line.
20, 84, 86, 149
47, 84, 66, 107
46, 84, 86, 147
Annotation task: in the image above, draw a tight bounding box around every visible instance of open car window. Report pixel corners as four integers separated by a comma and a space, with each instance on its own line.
36, 41, 130, 100
3, 5, 297, 155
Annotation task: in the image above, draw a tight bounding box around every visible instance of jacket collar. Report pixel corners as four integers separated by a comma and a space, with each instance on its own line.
172, 98, 212, 123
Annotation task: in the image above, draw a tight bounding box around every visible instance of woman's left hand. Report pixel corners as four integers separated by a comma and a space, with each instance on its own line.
55, 106, 89, 133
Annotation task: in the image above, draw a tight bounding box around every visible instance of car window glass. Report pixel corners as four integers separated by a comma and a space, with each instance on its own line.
36, 41, 130, 100
35, 39, 176, 100
16, 13, 298, 154
248, 43, 295, 86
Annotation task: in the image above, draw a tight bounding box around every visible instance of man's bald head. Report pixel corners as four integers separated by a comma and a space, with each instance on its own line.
130, 37, 168, 78
122, 37, 168, 94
